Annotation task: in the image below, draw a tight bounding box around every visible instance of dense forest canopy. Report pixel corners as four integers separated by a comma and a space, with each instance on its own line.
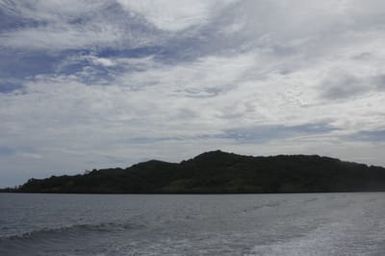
7, 151, 385, 194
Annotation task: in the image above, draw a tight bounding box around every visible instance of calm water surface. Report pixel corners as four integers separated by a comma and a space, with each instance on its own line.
1, 193, 385, 255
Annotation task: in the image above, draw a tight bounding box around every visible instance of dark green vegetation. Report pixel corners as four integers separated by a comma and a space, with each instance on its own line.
12, 151, 385, 193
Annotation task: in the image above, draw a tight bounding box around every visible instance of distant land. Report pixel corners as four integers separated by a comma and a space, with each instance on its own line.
3, 150, 385, 194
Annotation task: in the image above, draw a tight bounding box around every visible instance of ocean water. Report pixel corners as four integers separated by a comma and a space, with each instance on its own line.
1, 193, 385, 256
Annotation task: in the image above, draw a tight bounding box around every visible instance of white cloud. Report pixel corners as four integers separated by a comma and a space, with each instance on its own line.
117, 0, 236, 31
87, 56, 116, 67
2, 0, 385, 186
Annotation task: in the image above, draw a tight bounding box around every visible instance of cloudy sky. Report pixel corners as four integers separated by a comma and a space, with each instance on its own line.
1, 0, 385, 187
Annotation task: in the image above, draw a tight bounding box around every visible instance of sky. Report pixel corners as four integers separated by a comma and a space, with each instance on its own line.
1, 0, 385, 187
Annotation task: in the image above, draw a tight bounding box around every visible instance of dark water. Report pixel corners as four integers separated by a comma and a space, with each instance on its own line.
1, 193, 385, 256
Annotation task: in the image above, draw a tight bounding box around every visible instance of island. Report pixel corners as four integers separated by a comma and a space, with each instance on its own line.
6, 150, 385, 193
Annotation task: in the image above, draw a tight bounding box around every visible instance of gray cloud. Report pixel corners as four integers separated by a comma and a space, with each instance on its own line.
0, 146, 14, 156
2, 1, 385, 186
350, 129, 385, 142
373, 75, 385, 91
320, 72, 385, 100
320, 73, 370, 100
218, 123, 338, 144
0, 1, 167, 51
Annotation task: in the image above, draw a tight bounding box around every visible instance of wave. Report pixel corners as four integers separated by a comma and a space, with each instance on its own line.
240, 201, 284, 214
0, 221, 141, 242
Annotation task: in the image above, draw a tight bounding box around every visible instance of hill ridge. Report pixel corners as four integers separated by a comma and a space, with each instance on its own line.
9, 151, 385, 194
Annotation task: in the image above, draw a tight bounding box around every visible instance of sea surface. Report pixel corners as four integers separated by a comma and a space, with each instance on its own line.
1, 193, 385, 256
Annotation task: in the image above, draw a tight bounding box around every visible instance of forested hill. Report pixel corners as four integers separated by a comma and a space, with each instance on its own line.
13, 150, 385, 193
